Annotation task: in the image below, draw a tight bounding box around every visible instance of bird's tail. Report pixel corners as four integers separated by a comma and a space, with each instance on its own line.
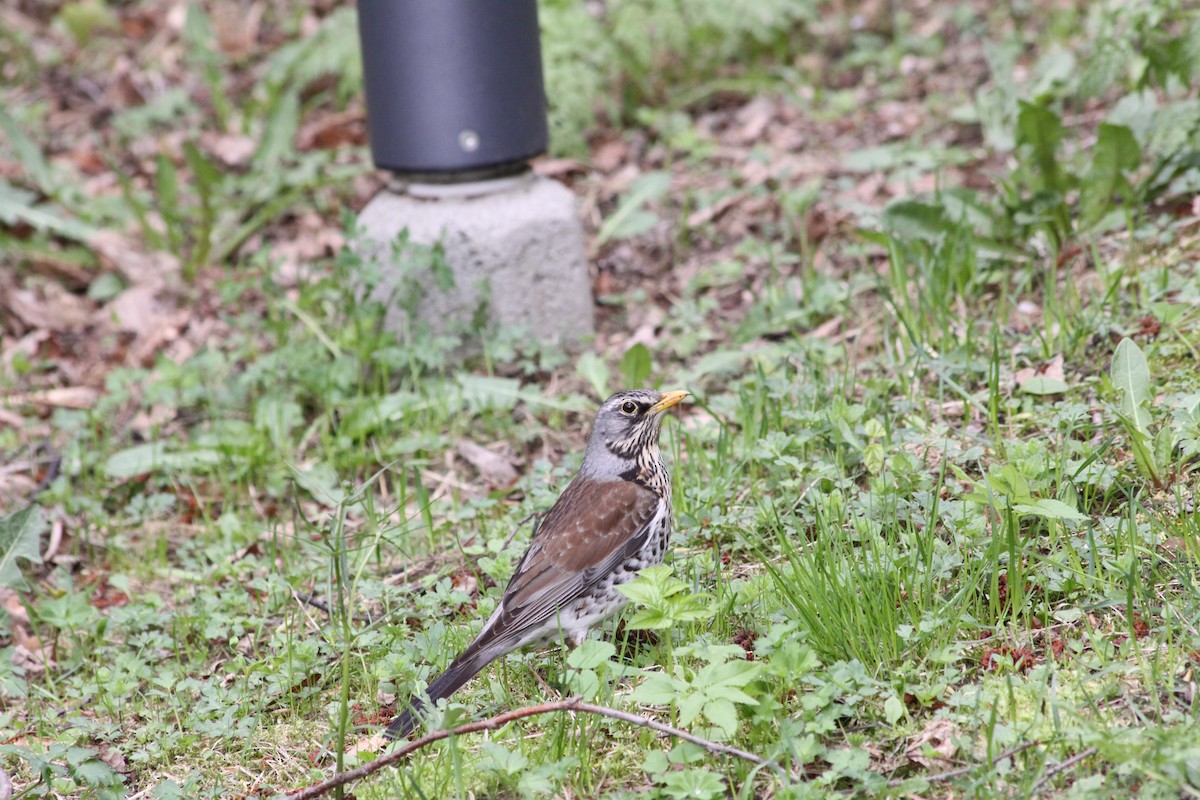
383, 644, 496, 740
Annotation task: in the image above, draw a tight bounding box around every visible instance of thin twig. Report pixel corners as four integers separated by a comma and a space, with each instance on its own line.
888, 741, 1040, 788
571, 700, 785, 778
294, 592, 374, 624
42, 516, 64, 563
527, 663, 560, 699
1030, 746, 1098, 794
32, 443, 61, 496
283, 697, 783, 800
502, 508, 543, 551
295, 593, 332, 614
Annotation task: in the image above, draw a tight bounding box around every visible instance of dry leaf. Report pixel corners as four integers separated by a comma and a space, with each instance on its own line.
1041, 353, 1065, 381
202, 132, 257, 167
1, 330, 50, 368
733, 96, 776, 144
97, 745, 129, 774
355, 733, 388, 754
687, 194, 744, 228
89, 231, 180, 289
533, 158, 587, 179
130, 403, 178, 435
4, 286, 93, 332
809, 315, 843, 340
269, 212, 346, 285
624, 305, 664, 350
128, 309, 191, 366
24, 253, 94, 290
592, 138, 629, 173
602, 163, 640, 197
13, 640, 52, 674
456, 440, 519, 486
0, 588, 30, 627
2, 386, 100, 409
0, 407, 26, 428
104, 286, 162, 336
905, 718, 957, 768
1014, 353, 1066, 393
212, 0, 262, 56
296, 108, 367, 151
451, 572, 479, 598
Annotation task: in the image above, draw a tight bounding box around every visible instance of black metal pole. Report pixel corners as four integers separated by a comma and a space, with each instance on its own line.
357, 0, 549, 180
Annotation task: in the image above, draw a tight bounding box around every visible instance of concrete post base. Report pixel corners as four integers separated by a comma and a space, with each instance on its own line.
356, 172, 595, 345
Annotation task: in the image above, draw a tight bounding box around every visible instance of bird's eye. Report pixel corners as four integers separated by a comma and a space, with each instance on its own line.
620, 401, 638, 415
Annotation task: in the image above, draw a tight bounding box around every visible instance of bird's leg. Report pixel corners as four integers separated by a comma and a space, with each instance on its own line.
527, 662, 562, 698
612, 620, 659, 663
532, 632, 588, 697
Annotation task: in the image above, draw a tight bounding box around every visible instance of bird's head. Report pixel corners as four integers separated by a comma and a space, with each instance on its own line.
581, 389, 689, 477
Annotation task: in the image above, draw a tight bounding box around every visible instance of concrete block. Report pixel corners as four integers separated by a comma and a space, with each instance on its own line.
356, 172, 595, 344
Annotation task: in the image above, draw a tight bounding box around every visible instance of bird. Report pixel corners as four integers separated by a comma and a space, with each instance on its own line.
384, 388, 689, 740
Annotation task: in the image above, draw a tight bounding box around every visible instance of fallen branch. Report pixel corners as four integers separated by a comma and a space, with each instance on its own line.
292, 591, 374, 624
284, 697, 784, 800
1030, 746, 1098, 794
572, 700, 786, 779
887, 741, 1040, 788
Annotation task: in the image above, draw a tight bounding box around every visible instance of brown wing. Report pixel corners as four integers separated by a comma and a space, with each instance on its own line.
489, 476, 660, 638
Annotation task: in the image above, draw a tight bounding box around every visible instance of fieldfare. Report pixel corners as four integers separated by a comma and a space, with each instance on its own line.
385, 388, 689, 739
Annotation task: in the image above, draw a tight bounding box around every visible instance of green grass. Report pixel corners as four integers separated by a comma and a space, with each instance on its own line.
3, 0, 1200, 797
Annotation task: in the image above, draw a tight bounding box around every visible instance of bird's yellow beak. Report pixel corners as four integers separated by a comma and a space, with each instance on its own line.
649, 390, 689, 414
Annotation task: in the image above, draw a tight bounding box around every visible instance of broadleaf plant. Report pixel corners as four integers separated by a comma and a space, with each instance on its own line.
0, 506, 44, 591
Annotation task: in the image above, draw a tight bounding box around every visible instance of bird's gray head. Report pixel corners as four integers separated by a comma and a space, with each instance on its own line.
581, 389, 688, 479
